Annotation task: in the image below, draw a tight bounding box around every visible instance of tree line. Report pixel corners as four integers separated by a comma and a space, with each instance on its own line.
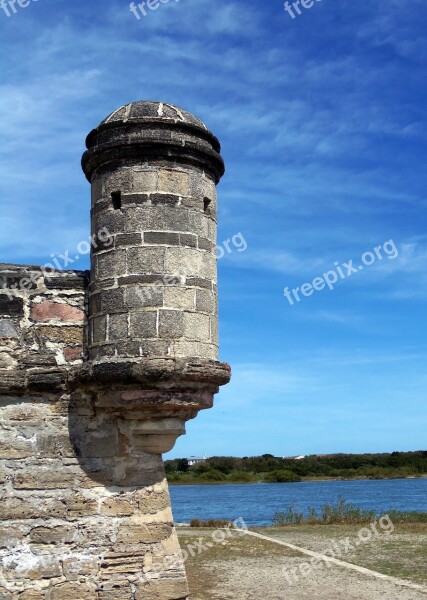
165, 451, 427, 483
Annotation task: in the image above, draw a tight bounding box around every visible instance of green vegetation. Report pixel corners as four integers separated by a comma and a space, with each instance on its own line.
264, 469, 301, 483
190, 519, 235, 528
274, 497, 377, 525
273, 498, 427, 526
165, 451, 427, 484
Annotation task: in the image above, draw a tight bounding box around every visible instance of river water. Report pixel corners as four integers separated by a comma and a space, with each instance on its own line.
169, 478, 427, 526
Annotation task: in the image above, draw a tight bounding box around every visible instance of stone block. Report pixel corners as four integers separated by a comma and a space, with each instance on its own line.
158, 169, 189, 196
50, 582, 98, 599
138, 490, 171, 514
116, 523, 172, 544
124, 206, 189, 234
27, 369, 67, 392
0, 437, 34, 460
0, 369, 25, 393
103, 167, 133, 196
38, 326, 83, 344
0, 352, 17, 369
13, 467, 77, 490
91, 175, 103, 203
179, 233, 197, 248
115, 341, 142, 356
165, 247, 215, 280
17, 590, 45, 599
139, 340, 170, 357
127, 247, 165, 275
198, 237, 213, 252
115, 233, 142, 247
190, 172, 216, 201
189, 211, 210, 238
132, 169, 158, 193
129, 311, 158, 339
144, 232, 180, 246
82, 430, 119, 458
0, 296, 24, 317
44, 272, 88, 290
211, 318, 219, 345
66, 494, 98, 517
136, 577, 189, 600
124, 286, 163, 309
94, 209, 125, 235
185, 276, 211, 289
21, 353, 57, 369
121, 193, 149, 207
30, 525, 75, 545
172, 341, 217, 360
100, 497, 134, 516
195, 289, 216, 313
0, 525, 25, 548
35, 433, 75, 458
100, 550, 146, 574
97, 250, 126, 279
93, 315, 107, 343
108, 313, 128, 341
0, 319, 19, 338
0, 497, 66, 520
30, 301, 84, 323
163, 288, 195, 311
98, 288, 125, 313
183, 312, 210, 341
2, 553, 61, 581
150, 194, 179, 206
90, 343, 115, 359
98, 582, 134, 599
158, 310, 184, 339
1, 403, 43, 424
63, 346, 83, 361
62, 554, 100, 578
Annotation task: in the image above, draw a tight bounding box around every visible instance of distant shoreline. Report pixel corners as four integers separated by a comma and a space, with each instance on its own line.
169, 474, 427, 486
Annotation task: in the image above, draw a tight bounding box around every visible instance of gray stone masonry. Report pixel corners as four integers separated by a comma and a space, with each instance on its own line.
0, 102, 231, 599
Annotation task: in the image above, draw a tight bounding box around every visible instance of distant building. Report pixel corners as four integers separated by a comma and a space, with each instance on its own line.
188, 456, 208, 466
283, 455, 306, 460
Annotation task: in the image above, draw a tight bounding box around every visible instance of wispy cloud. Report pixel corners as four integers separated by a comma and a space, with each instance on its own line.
2, 0, 427, 455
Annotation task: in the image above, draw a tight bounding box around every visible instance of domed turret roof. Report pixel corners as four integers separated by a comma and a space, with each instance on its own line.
99, 101, 209, 131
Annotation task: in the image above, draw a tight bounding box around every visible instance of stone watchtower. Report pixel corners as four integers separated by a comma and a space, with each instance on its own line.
80, 101, 230, 453
0, 102, 230, 599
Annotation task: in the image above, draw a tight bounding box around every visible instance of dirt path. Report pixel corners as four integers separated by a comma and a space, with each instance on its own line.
178, 524, 427, 599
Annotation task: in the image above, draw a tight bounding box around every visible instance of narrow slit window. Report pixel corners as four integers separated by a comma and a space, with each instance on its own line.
111, 191, 122, 210
203, 197, 211, 213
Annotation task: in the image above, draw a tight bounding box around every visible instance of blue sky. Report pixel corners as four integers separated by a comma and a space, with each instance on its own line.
1, 0, 427, 458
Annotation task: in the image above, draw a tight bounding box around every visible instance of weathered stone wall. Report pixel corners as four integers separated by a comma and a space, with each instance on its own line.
0, 101, 230, 599
0, 267, 188, 599
0, 265, 87, 379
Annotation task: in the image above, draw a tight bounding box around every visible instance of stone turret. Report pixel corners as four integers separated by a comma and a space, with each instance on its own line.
0, 101, 230, 599
79, 100, 231, 453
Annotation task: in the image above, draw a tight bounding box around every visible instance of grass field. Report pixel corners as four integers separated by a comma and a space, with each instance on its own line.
178, 522, 427, 599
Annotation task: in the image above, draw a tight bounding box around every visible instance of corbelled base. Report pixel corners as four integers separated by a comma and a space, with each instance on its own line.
0, 388, 190, 599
